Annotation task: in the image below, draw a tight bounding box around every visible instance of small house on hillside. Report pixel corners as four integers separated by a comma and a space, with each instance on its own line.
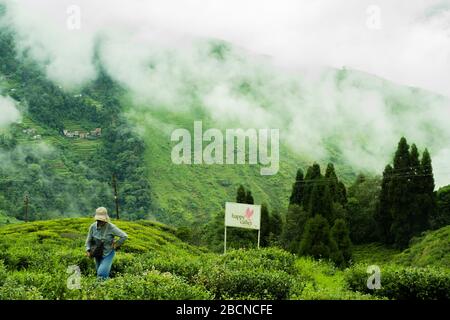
63, 127, 102, 139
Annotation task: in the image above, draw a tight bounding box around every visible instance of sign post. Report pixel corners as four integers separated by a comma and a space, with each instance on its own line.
224, 225, 227, 255
224, 202, 261, 254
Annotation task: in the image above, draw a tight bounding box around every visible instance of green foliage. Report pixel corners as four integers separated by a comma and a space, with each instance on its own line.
347, 175, 380, 243
345, 263, 450, 300
330, 219, 352, 267
293, 257, 375, 300
432, 185, 450, 229
236, 185, 247, 203
0, 219, 306, 300
299, 215, 337, 261
80, 272, 212, 300
394, 225, 450, 268
281, 204, 309, 253
283, 163, 352, 267
196, 248, 295, 299
376, 138, 437, 248
0, 28, 151, 221
289, 169, 304, 206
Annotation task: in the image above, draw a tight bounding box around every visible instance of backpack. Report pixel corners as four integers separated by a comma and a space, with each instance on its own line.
89, 225, 107, 259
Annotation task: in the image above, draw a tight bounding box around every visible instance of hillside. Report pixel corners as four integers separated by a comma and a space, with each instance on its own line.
0, 218, 377, 300
1, 218, 449, 300
394, 225, 450, 269
1, 18, 450, 228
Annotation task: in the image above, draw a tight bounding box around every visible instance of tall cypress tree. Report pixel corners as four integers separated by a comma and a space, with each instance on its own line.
376, 138, 437, 248
289, 169, 304, 206
375, 164, 394, 244
303, 163, 322, 206
418, 149, 434, 231
325, 163, 338, 201
236, 185, 247, 203
409, 144, 422, 235
390, 137, 412, 248
308, 182, 333, 223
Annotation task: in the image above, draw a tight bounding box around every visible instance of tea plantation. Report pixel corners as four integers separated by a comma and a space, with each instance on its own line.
0, 218, 448, 300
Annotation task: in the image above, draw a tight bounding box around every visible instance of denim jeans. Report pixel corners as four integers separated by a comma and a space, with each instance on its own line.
95, 249, 115, 280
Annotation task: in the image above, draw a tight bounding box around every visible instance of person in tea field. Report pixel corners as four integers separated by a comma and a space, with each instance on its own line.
85, 207, 128, 280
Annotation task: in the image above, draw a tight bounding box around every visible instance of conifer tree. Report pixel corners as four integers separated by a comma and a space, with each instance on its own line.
299, 215, 337, 260
269, 210, 283, 241
236, 185, 247, 203
375, 164, 394, 244
246, 190, 254, 204
409, 144, 422, 235
331, 218, 352, 267
417, 149, 434, 231
390, 137, 413, 247
281, 204, 309, 253
308, 183, 334, 223
289, 169, 304, 206
325, 163, 338, 201
303, 163, 322, 206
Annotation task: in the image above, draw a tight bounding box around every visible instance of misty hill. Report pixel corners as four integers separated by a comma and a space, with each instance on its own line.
1, 20, 450, 228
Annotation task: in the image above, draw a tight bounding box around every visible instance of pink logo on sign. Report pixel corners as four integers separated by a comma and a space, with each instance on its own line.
245, 207, 254, 221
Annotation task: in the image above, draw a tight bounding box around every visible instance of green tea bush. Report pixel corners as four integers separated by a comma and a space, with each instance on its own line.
196, 265, 293, 300
134, 252, 208, 281
345, 264, 450, 300
81, 271, 212, 300
221, 248, 297, 275
3, 271, 69, 299
0, 260, 7, 286
0, 283, 44, 300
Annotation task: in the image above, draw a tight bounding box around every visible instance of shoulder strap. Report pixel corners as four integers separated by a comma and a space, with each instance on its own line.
101, 224, 108, 240
96, 223, 109, 241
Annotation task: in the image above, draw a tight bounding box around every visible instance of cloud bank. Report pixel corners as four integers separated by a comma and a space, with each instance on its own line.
0, 95, 20, 128
0, 0, 449, 186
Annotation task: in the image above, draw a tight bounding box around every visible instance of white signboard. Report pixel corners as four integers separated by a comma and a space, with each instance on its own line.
225, 202, 261, 230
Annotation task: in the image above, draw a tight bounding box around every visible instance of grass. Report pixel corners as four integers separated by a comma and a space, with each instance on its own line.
394, 225, 450, 269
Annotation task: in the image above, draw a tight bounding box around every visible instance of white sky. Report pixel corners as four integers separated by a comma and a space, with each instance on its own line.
2, 0, 450, 97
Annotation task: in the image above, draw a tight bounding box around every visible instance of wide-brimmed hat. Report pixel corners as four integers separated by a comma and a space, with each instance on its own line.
94, 207, 110, 222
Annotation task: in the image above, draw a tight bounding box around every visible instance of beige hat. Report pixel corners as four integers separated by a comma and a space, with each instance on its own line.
94, 207, 110, 222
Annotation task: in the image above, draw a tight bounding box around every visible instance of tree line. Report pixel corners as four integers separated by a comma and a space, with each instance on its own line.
203, 137, 450, 266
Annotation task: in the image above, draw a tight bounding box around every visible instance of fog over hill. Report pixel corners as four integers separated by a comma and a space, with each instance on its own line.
1, 0, 449, 187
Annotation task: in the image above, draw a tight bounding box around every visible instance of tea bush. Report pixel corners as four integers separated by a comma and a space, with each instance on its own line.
345, 263, 450, 299
195, 265, 293, 299
0, 218, 305, 300
79, 271, 212, 300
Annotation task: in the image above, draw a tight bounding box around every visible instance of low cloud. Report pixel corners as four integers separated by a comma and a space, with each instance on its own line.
0, 95, 20, 128
1, 0, 449, 186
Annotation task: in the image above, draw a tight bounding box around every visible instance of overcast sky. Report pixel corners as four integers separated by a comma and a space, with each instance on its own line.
2, 0, 450, 97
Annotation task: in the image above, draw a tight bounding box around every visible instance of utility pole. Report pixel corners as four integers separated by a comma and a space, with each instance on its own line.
24, 194, 29, 222
112, 174, 120, 220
